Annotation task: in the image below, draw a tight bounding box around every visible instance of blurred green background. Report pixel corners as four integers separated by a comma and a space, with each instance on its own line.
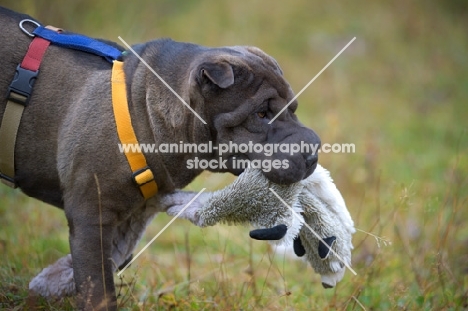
0, 0, 467, 310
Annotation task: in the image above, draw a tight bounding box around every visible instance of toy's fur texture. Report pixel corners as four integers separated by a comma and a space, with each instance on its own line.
296, 168, 355, 287
197, 168, 305, 245
166, 164, 355, 288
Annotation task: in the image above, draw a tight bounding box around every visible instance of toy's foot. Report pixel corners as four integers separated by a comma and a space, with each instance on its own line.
249, 224, 288, 240
322, 282, 334, 289
293, 236, 306, 257
318, 236, 336, 260
321, 266, 346, 289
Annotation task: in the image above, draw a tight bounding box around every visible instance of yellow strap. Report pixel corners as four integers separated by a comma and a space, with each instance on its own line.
111, 60, 158, 199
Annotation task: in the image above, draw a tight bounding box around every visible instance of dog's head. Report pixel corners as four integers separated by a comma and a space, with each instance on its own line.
187, 46, 321, 184
131, 40, 320, 185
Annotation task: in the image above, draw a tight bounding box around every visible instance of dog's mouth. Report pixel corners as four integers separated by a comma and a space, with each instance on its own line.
227, 154, 248, 176
226, 153, 318, 184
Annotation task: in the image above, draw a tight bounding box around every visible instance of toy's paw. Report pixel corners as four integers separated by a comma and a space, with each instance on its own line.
293, 236, 306, 257
162, 191, 211, 227
299, 224, 352, 289
247, 208, 303, 247
321, 266, 346, 289
249, 224, 288, 240
286, 235, 337, 259
318, 236, 336, 260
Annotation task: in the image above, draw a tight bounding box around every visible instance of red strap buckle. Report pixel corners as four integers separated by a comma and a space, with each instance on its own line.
7, 36, 50, 106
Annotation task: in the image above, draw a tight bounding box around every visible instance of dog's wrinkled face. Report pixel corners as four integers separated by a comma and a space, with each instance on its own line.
189, 46, 321, 184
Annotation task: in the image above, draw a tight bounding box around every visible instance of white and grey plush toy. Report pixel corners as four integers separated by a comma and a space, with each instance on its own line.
29, 164, 354, 298
165, 164, 355, 288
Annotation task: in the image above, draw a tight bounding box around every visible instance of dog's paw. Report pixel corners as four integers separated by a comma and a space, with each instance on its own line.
29, 254, 75, 298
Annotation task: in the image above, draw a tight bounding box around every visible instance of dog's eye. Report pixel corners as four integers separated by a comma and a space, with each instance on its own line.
257, 112, 267, 118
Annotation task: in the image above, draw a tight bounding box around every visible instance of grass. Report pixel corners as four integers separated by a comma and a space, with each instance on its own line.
1, 0, 468, 310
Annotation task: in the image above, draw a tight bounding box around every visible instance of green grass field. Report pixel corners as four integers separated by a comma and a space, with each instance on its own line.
1, 1, 467, 310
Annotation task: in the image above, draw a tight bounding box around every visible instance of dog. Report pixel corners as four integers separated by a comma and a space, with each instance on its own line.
0, 6, 320, 310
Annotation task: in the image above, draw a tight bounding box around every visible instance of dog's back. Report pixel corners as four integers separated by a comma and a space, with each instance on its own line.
0, 6, 116, 207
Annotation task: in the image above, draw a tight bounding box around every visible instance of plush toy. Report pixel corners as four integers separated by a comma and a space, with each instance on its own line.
29, 164, 354, 298
165, 164, 355, 288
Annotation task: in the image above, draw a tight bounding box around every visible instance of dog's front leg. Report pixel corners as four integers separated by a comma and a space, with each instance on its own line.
65, 200, 117, 311
28, 207, 160, 301
111, 204, 162, 270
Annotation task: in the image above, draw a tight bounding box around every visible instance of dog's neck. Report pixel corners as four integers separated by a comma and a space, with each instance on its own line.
121, 46, 213, 192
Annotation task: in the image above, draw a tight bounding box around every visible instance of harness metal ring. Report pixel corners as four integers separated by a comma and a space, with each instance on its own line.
19, 19, 41, 37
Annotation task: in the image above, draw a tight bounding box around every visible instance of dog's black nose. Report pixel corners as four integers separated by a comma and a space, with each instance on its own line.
303, 152, 318, 169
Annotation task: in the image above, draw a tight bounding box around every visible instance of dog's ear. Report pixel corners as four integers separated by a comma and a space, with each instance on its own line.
197, 61, 235, 89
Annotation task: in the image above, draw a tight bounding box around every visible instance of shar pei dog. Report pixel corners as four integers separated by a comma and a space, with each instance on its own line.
0, 6, 320, 310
